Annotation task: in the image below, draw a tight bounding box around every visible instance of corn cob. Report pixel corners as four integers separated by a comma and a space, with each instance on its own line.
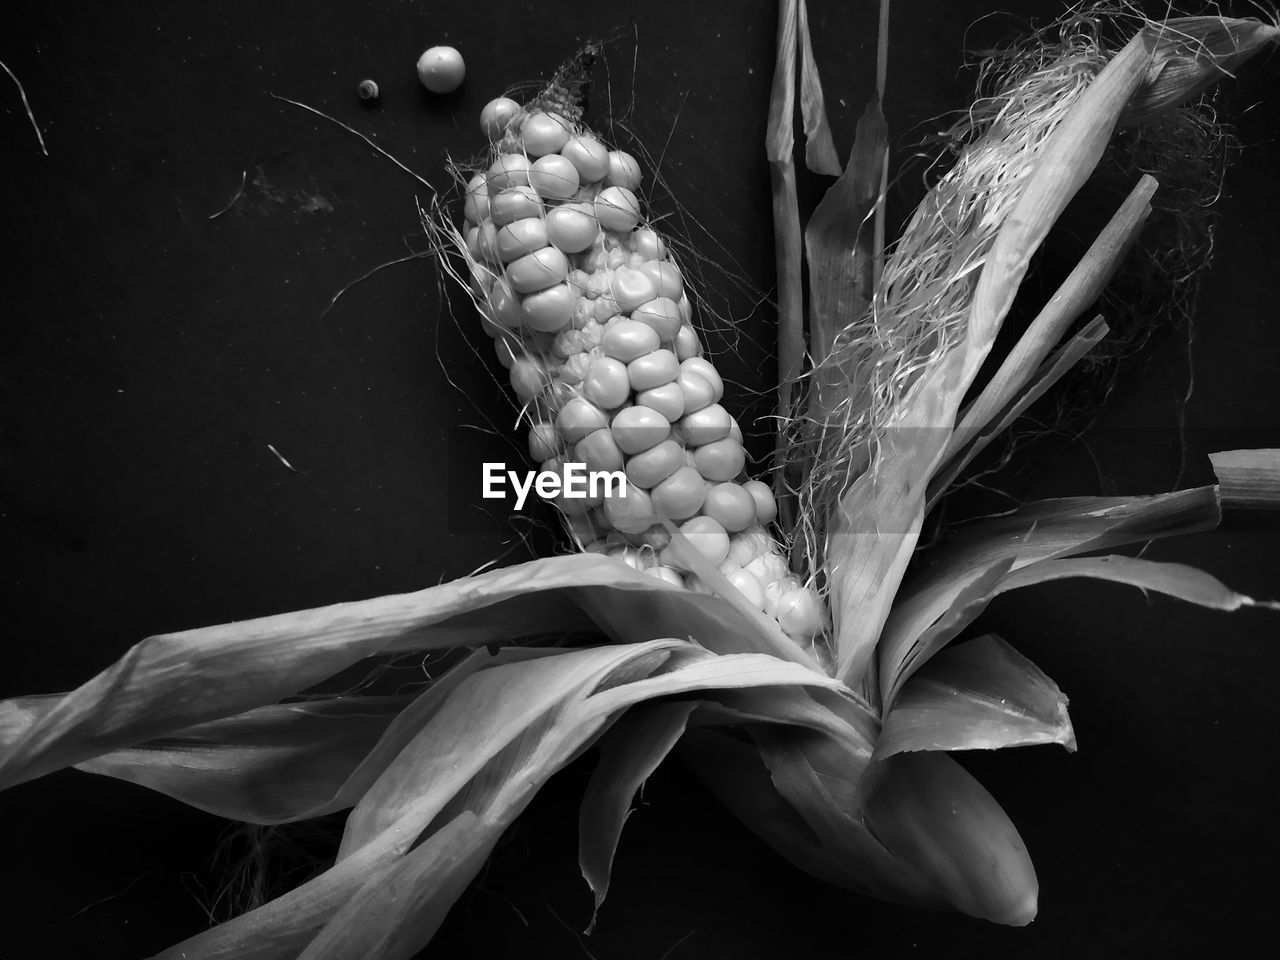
452, 88, 824, 647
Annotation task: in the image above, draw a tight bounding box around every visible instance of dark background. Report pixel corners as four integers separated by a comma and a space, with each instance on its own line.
2, 1, 1277, 957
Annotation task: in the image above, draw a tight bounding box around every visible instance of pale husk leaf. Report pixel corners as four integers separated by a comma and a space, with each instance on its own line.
768, 0, 806, 459
883, 550, 1261, 707
860, 751, 1038, 925
74, 694, 410, 823
927, 316, 1110, 511
877, 634, 1075, 758
825, 33, 1156, 690
0, 554, 792, 791
796, 0, 842, 175
338, 641, 686, 859
1210, 448, 1280, 508
946, 174, 1156, 460
878, 485, 1221, 705
295, 811, 494, 960
579, 700, 697, 927
160, 642, 841, 959
803, 98, 888, 374
1122, 18, 1280, 127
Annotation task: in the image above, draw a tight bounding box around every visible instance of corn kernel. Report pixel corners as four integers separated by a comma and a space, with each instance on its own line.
488, 153, 532, 190
583, 356, 631, 409
595, 186, 641, 232
529, 153, 581, 200
631, 227, 667, 260
496, 218, 549, 263
625, 439, 684, 489
545, 203, 599, 253
742, 480, 777, 524
507, 247, 569, 294
603, 319, 660, 363
611, 267, 659, 313
520, 283, 576, 332
463, 173, 490, 225
693, 437, 745, 481
680, 357, 724, 402
628, 349, 680, 392
679, 403, 732, 446
577, 427, 625, 473
519, 111, 572, 156
651, 465, 707, 520
603, 484, 657, 534
673, 324, 701, 360
510, 356, 548, 401
611, 405, 670, 455
722, 565, 765, 610
636, 381, 686, 421
490, 186, 543, 227
480, 98, 520, 140
528, 422, 560, 461
702, 483, 756, 532
557, 397, 608, 443
605, 150, 642, 190
562, 134, 610, 181
665, 515, 730, 569
638, 261, 684, 301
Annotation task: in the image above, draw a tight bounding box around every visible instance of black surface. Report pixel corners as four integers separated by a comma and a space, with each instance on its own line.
2, 1, 1278, 957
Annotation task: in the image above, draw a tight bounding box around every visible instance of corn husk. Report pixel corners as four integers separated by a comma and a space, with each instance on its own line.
878, 485, 1223, 704
768, 0, 846, 520
0, 553, 811, 792
876, 634, 1075, 758
1122, 17, 1280, 126
926, 315, 1110, 511
943, 174, 1157, 466
579, 700, 697, 928
1210, 448, 1280, 508
822, 28, 1156, 691
2, 10, 1278, 957
154, 639, 845, 959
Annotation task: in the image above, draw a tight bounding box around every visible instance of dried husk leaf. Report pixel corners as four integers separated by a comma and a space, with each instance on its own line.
824, 33, 1153, 688
796, 0, 842, 176
745, 722, 1041, 924
296, 811, 493, 960
579, 700, 697, 928
679, 727, 854, 888
946, 174, 1156, 461
694, 683, 878, 745
338, 641, 685, 859
0, 554, 793, 791
74, 694, 411, 823
689, 681, 1037, 925
804, 98, 888, 371
877, 634, 1075, 758
884, 550, 1262, 707
749, 726, 932, 903
927, 316, 1110, 512
878, 485, 1222, 705
966, 32, 1154, 353
160, 642, 842, 959
1122, 18, 1280, 127
860, 751, 1038, 925
826, 17, 1269, 691
768, 0, 806, 460
68, 648, 553, 824
1210, 448, 1280, 508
